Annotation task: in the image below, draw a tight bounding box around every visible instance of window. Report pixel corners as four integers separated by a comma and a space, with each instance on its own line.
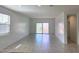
0, 13, 10, 35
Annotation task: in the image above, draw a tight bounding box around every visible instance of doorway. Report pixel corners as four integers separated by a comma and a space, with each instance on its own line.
67, 15, 77, 44
36, 23, 49, 34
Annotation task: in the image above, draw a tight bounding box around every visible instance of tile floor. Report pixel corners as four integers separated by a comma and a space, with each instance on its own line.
1, 34, 79, 53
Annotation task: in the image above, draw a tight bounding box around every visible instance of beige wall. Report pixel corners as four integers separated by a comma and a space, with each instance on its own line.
68, 16, 77, 43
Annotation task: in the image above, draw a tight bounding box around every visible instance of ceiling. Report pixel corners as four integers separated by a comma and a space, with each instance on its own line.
2, 5, 79, 18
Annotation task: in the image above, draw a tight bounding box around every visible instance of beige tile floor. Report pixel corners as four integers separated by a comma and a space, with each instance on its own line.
1, 34, 79, 53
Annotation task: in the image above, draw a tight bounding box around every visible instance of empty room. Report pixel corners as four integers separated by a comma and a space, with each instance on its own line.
0, 5, 79, 53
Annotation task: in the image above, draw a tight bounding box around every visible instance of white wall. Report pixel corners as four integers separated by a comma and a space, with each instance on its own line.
0, 6, 30, 50
55, 12, 66, 44
30, 18, 55, 34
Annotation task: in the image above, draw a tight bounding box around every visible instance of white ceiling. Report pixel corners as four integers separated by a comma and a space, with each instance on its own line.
2, 5, 79, 18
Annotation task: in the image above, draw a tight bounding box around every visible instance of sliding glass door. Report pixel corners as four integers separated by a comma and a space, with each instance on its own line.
36, 23, 49, 34
43, 23, 49, 33
36, 23, 42, 33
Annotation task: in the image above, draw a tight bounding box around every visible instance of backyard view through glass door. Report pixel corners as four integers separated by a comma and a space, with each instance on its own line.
43, 23, 49, 33
36, 23, 49, 34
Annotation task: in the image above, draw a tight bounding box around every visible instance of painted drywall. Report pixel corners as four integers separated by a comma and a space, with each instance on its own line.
30, 18, 55, 34
55, 12, 65, 44
0, 6, 30, 50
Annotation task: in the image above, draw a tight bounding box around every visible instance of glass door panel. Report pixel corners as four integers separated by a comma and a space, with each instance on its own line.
43, 23, 49, 33
36, 23, 49, 34
36, 23, 42, 33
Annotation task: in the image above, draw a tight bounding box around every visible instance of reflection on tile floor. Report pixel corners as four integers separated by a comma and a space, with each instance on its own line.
35, 34, 50, 50
2, 34, 79, 53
